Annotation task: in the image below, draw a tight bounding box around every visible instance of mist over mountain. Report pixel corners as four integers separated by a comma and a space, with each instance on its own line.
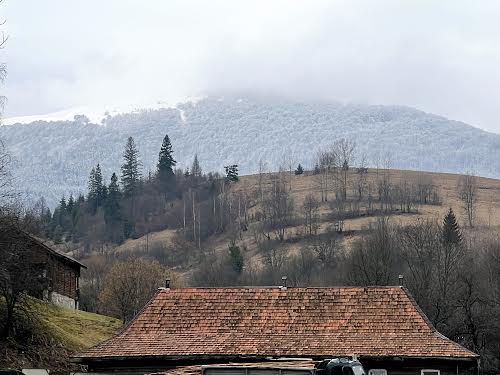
1, 95, 498, 207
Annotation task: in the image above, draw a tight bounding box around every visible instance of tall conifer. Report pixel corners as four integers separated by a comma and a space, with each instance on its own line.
442, 208, 462, 245
121, 137, 142, 197
157, 134, 176, 191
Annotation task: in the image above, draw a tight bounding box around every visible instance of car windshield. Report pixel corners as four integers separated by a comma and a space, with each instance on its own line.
352, 365, 365, 375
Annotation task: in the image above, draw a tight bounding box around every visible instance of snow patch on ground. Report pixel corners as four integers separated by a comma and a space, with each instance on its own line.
2, 96, 206, 126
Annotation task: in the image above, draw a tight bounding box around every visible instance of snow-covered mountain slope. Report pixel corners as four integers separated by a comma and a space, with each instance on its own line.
1, 95, 499, 207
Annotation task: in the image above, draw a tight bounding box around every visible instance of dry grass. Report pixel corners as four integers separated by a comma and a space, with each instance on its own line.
236, 168, 500, 228
23, 297, 122, 351
105, 168, 500, 281
114, 228, 177, 254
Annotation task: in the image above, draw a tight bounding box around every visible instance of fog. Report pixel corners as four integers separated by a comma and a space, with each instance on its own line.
3, 1, 500, 132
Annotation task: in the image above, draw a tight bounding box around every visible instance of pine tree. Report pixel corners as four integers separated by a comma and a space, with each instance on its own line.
59, 196, 67, 212
87, 166, 98, 212
157, 134, 176, 191
442, 208, 462, 245
121, 137, 142, 197
95, 163, 106, 205
67, 194, 75, 212
105, 173, 122, 224
295, 164, 304, 175
104, 173, 123, 242
224, 165, 239, 182
191, 154, 202, 178
228, 241, 244, 274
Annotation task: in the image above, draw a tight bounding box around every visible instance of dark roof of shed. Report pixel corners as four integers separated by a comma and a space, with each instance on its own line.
25, 231, 86, 269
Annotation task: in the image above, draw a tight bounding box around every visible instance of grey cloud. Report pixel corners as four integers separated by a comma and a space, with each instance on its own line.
2, 0, 500, 132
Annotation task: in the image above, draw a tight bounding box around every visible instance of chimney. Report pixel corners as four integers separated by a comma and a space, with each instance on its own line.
398, 274, 404, 286
281, 275, 287, 290
165, 278, 171, 289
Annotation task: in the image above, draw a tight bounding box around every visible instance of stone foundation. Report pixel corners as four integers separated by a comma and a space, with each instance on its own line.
48, 291, 77, 309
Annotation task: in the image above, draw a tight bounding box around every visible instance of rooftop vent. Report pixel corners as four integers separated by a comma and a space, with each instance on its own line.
281, 275, 287, 290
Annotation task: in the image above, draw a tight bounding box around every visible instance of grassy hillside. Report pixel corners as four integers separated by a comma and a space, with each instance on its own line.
104, 168, 500, 285
29, 298, 121, 351
0, 296, 121, 369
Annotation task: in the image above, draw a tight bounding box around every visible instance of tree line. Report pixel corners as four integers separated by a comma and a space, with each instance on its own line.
31, 134, 240, 249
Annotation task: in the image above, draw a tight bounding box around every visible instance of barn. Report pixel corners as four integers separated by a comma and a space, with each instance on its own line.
24, 232, 86, 309
0, 226, 86, 309
73, 286, 479, 375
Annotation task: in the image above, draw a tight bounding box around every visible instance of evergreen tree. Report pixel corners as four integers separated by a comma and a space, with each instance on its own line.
105, 173, 123, 242
121, 137, 142, 197
295, 164, 304, 175
224, 165, 239, 182
59, 196, 67, 212
313, 163, 321, 175
95, 163, 107, 205
157, 134, 176, 190
67, 194, 75, 212
105, 173, 122, 224
442, 208, 462, 245
87, 166, 98, 213
191, 154, 202, 178
228, 241, 244, 274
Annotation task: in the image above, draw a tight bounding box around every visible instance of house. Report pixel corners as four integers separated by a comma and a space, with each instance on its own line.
73, 286, 479, 375
24, 232, 86, 309
0, 226, 86, 309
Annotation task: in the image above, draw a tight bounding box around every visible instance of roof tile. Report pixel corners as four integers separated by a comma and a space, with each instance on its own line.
76, 287, 477, 360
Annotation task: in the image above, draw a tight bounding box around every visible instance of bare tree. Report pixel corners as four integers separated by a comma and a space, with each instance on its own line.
257, 159, 268, 204
458, 173, 477, 227
302, 193, 320, 237
99, 258, 168, 323
311, 238, 338, 270
262, 178, 294, 241
355, 153, 368, 200
0, 217, 42, 337
347, 217, 398, 285
333, 138, 356, 201
314, 149, 336, 202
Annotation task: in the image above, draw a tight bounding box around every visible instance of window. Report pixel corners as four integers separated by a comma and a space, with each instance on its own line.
421, 370, 440, 375
368, 369, 387, 375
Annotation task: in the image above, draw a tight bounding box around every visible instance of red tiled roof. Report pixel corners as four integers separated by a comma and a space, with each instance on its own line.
76, 287, 477, 360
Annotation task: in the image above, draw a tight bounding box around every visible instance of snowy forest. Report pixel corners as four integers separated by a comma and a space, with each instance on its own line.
2, 95, 500, 207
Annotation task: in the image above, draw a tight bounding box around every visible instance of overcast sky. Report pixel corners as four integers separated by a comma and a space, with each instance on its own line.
2, 1, 500, 132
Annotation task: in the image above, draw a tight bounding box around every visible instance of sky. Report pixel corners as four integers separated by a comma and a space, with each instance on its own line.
2, 1, 500, 132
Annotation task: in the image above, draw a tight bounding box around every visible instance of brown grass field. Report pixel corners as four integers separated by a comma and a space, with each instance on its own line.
110, 168, 500, 281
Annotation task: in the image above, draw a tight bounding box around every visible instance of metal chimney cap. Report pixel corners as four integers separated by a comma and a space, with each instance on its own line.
165, 278, 171, 288
281, 276, 288, 289
398, 274, 404, 286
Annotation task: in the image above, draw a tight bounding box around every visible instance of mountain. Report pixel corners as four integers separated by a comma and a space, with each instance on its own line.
1, 95, 499, 207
